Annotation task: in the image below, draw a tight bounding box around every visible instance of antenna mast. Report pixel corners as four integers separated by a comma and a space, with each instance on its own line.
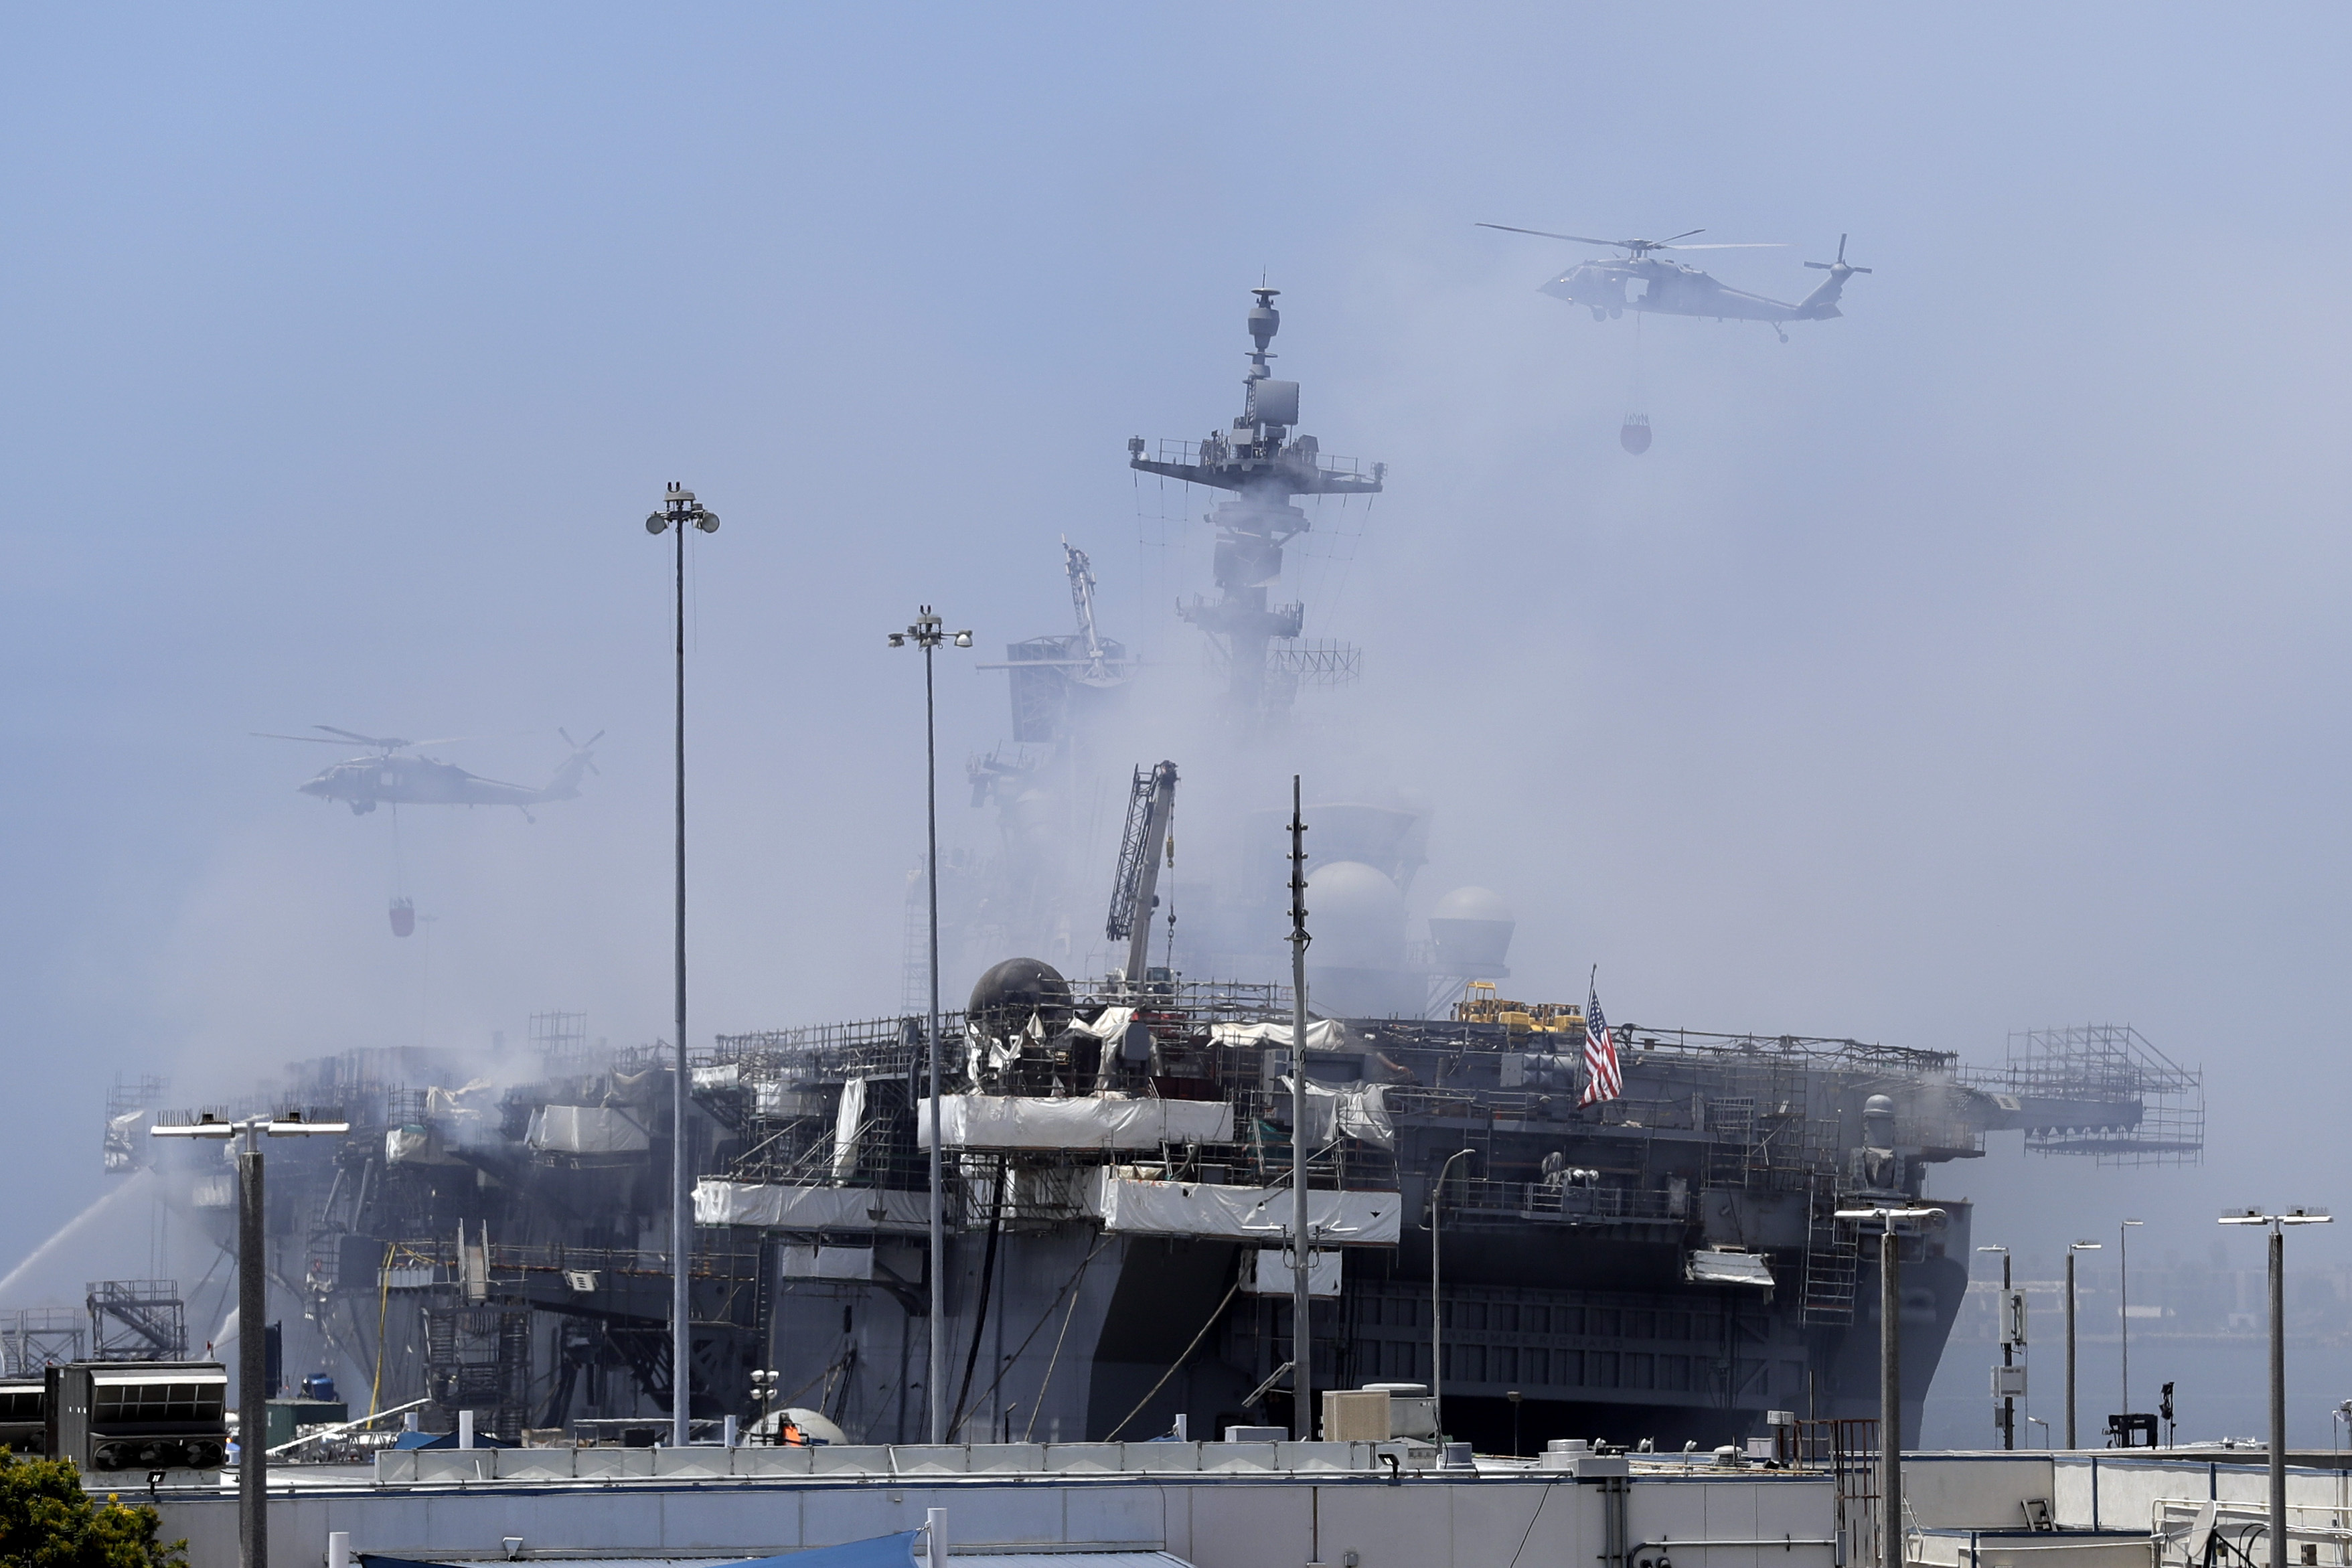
1287, 775, 1313, 1439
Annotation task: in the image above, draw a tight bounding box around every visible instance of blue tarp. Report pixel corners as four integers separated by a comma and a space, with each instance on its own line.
733, 1533, 921, 1568
356, 1533, 921, 1568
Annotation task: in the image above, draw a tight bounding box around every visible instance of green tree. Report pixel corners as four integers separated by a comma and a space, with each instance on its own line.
0, 1451, 185, 1568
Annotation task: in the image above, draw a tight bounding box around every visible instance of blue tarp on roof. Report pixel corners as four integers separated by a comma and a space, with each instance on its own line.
733, 1533, 921, 1568
358, 1534, 919, 1568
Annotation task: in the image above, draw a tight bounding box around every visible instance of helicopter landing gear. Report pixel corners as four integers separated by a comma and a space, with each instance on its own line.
1590, 307, 1607, 321
1609, 306, 1623, 319
1774, 325, 1789, 343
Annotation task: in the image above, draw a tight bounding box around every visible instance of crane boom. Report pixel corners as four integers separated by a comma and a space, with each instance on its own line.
1063, 539, 1114, 685
1104, 760, 1178, 988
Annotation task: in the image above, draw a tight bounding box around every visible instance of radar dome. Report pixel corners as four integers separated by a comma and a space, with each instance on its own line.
1427, 886, 1515, 974
967, 957, 1073, 1040
1306, 861, 1406, 971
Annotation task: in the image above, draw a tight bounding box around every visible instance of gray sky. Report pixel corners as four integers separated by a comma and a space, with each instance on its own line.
3, 5, 2347, 1430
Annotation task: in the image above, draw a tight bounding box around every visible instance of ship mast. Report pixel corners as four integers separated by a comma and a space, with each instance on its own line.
1129, 288, 1384, 730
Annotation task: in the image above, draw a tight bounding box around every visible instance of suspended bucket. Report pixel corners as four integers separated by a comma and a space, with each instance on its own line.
1620, 413, 1652, 455
389, 896, 415, 939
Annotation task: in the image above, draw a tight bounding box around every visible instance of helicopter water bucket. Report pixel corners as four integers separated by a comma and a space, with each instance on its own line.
1620, 413, 1652, 455
390, 897, 415, 939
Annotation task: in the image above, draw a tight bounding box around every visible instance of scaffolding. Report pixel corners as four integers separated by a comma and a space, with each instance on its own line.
86, 1279, 186, 1362
3, 1309, 86, 1375
530, 1010, 591, 1072
423, 1304, 532, 1441
1978, 1023, 2204, 1168
102, 1074, 171, 1175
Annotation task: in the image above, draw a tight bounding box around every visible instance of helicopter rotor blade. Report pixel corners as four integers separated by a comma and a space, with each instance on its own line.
1662, 242, 1788, 250
1658, 228, 1707, 244
252, 732, 365, 746
1476, 223, 1636, 248
314, 724, 413, 750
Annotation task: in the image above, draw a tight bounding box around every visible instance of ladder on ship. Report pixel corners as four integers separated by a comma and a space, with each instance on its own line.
1801, 1186, 1859, 1325
1703, 1097, 1758, 1187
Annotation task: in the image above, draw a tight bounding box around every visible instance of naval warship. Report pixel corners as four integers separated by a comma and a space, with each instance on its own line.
77, 291, 2202, 1458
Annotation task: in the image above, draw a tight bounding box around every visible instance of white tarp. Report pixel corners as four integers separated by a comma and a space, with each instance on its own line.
694, 1180, 929, 1235
1088, 1170, 1400, 1245
753, 1082, 824, 1119
1071, 1006, 1131, 1040
915, 1094, 1232, 1150
385, 1125, 465, 1166
1687, 1248, 1776, 1287
1276, 1077, 1394, 1152
832, 1077, 868, 1182
1210, 1018, 1352, 1052
780, 1245, 876, 1281
526, 1105, 651, 1155
691, 1063, 739, 1092
1239, 1247, 1342, 1297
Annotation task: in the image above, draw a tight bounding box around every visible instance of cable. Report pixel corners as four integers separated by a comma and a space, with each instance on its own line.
947, 1156, 1009, 1435
1014, 1237, 1112, 1440
1104, 1275, 1242, 1441
369, 1242, 394, 1417
1505, 1482, 1555, 1568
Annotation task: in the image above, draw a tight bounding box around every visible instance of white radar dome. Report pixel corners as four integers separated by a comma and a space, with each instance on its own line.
1306, 860, 1406, 970
1428, 884, 1516, 974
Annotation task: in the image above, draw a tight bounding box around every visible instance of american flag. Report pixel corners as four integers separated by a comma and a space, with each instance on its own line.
1580, 975, 1623, 1107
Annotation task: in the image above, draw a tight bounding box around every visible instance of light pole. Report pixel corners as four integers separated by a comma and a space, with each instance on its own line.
2120, 1218, 2143, 1417
2219, 1207, 2333, 1568
890, 605, 971, 1444
1836, 1204, 1946, 1568
1429, 1147, 1476, 1439
646, 481, 720, 1447
153, 1111, 349, 1568
1978, 1245, 2015, 1450
2065, 1240, 2100, 1448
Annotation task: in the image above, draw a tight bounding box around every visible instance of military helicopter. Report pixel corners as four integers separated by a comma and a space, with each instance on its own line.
254, 725, 601, 817
1479, 225, 1871, 341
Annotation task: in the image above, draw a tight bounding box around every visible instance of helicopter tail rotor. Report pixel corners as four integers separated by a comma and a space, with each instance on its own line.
1793, 234, 1871, 319
1803, 233, 1873, 275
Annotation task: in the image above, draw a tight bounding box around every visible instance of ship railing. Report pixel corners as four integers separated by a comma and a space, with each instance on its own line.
1144, 437, 1373, 482
1614, 1025, 1960, 1075
707, 1014, 953, 1076
375, 1237, 766, 1285
1438, 1175, 1685, 1226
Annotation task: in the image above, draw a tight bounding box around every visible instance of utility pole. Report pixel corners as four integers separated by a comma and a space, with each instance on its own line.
1979, 1245, 2017, 1450
152, 1112, 349, 1568
2219, 1207, 2333, 1568
2002, 1249, 2016, 1449
1286, 776, 1312, 1441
